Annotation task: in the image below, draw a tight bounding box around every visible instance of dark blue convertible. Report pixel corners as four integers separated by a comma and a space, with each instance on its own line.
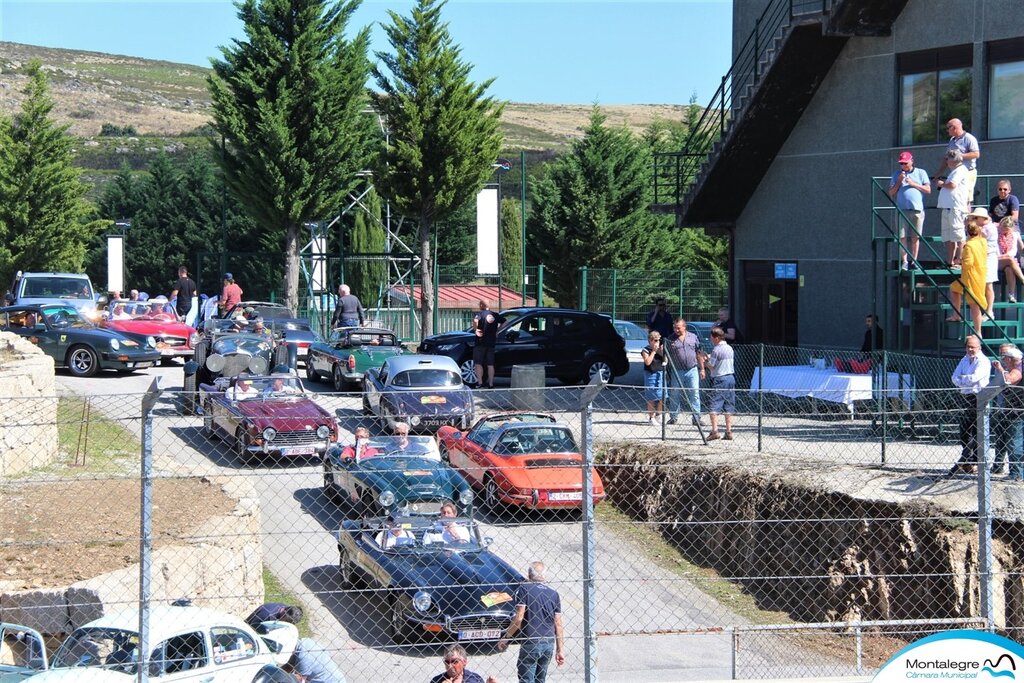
336, 515, 524, 645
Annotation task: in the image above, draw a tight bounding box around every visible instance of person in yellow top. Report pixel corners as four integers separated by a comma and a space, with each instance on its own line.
949, 216, 988, 333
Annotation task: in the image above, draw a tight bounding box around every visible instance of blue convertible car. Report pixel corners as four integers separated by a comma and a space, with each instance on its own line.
362, 355, 474, 432
336, 514, 524, 645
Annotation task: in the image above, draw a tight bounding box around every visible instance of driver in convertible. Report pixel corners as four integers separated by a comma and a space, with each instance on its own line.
377, 516, 416, 549
425, 502, 470, 544
264, 376, 298, 397
228, 376, 258, 400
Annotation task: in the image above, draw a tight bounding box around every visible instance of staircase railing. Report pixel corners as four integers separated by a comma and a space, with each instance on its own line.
653, 0, 831, 208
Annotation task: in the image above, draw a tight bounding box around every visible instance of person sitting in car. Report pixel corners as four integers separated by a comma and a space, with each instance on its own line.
264, 376, 298, 396
377, 516, 416, 549
228, 376, 258, 400
425, 502, 470, 545
341, 426, 379, 461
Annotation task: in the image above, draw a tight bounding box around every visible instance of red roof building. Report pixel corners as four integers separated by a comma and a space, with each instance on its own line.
390, 284, 537, 310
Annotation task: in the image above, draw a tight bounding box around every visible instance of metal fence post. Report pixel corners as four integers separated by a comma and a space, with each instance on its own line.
881, 350, 888, 465
580, 377, 604, 683
757, 344, 764, 452
731, 628, 739, 679
139, 378, 162, 683
580, 267, 588, 310
537, 264, 544, 307
678, 270, 685, 315
611, 269, 618, 320
978, 378, 1003, 633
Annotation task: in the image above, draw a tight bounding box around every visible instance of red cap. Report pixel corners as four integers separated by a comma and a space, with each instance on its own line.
898, 151, 913, 163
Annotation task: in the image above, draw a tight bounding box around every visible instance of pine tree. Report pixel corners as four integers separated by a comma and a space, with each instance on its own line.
370, 0, 503, 338
0, 61, 103, 287
208, 0, 374, 312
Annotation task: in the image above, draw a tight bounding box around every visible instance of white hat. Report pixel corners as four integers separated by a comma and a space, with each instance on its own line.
967, 207, 990, 220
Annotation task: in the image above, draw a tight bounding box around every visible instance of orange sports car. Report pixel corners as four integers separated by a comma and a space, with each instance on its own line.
436, 412, 605, 510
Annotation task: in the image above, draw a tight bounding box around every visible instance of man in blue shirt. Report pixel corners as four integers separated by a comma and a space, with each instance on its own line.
287, 638, 347, 683
889, 151, 931, 270
497, 561, 564, 683
428, 644, 498, 683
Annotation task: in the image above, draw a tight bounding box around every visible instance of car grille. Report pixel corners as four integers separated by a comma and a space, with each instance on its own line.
156, 335, 188, 347
447, 614, 511, 632
270, 431, 325, 447
222, 355, 252, 377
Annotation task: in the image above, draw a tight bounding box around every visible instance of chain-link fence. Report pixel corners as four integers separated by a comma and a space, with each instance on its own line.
579, 267, 729, 326
3, 351, 1020, 681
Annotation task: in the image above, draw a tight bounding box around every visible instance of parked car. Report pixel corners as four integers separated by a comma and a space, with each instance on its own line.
336, 514, 523, 644
0, 304, 161, 377
0, 622, 47, 680
418, 307, 629, 385
322, 434, 474, 516
306, 326, 409, 391
363, 355, 474, 432
4, 271, 101, 318
200, 374, 340, 462
24, 604, 296, 682
437, 412, 605, 510
222, 302, 316, 365
612, 319, 648, 364
102, 299, 198, 363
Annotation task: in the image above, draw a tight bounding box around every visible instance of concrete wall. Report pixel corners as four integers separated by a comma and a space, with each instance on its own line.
730, 0, 1024, 347
0, 332, 59, 475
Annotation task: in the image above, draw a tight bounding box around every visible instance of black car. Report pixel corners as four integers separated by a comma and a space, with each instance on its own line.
336, 514, 524, 644
418, 307, 629, 385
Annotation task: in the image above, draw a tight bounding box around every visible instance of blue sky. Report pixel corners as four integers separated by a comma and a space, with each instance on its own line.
0, 0, 732, 105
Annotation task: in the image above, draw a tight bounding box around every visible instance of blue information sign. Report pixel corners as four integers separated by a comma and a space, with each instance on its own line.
774, 263, 797, 280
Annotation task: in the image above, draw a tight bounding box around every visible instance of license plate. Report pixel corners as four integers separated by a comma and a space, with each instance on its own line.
279, 445, 315, 457
458, 628, 502, 641
136, 362, 154, 369
549, 491, 582, 501
421, 395, 447, 404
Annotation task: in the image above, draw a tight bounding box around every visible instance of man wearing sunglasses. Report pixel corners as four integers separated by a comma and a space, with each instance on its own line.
988, 179, 1020, 231
429, 644, 499, 683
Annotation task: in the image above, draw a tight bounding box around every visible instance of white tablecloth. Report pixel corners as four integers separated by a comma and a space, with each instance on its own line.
751, 365, 914, 414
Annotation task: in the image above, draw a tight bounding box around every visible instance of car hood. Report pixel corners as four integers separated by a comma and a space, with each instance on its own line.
357, 456, 462, 498
420, 330, 475, 347
104, 319, 193, 336
235, 398, 332, 430
388, 549, 522, 612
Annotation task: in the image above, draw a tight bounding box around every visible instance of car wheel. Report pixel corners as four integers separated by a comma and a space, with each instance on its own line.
235, 429, 256, 464
323, 460, 340, 503
484, 475, 502, 510
438, 441, 450, 464
182, 373, 198, 415
66, 345, 100, 378
389, 592, 417, 644
202, 402, 214, 436
193, 341, 207, 369
305, 359, 318, 383
584, 357, 613, 384
332, 364, 348, 393
459, 357, 478, 386
338, 546, 357, 589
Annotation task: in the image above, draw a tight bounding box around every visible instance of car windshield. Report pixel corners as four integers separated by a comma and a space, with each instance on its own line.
22, 277, 93, 300
471, 413, 557, 443
614, 321, 647, 340
107, 300, 175, 321
330, 330, 397, 346
372, 516, 482, 553
391, 369, 461, 388
247, 305, 293, 319
494, 425, 577, 455
40, 305, 90, 328
52, 627, 139, 669
350, 435, 440, 461
232, 376, 304, 400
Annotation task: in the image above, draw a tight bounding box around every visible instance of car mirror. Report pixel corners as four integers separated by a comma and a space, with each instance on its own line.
483, 536, 494, 548
34, 322, 46, 331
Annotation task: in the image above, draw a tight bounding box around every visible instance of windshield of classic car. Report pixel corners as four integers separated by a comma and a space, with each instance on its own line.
40, 305, 89, 328
372, 517, 481, 552
1, 625, 46, 670
52, 627, 139, 669
349, 435, 440, 461
331, 330, 397, 347
107, 300, 175, 321
494, 426, 577, 455
471, 414, 557, 444
232, 376, 303, 400
213, 336, 273, 356
390, 369, 461, 387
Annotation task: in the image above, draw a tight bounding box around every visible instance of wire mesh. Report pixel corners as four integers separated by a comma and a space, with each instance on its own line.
3, 352, 1021, 681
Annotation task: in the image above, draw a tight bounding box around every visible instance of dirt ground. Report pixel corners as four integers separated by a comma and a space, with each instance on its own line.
0, 478, 236, 590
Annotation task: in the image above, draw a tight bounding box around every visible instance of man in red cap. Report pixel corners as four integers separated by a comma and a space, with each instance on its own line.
888, 151, 931, 270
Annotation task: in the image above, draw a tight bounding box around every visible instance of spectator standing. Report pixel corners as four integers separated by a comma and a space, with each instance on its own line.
997, 217, 1024, 302
428, 644, 499, 683
948, 216, 988, 333
646, 298, 674, 339
473, 299, 498, 389
936, 118, 980, 207
949, 334, 991, 476
171, 266, 197, 323
665, 319, 706, 426
497, 561, 564, 683
641, 331, 666, 424
331, 284, 364, 328
220, 273, 243, 316
286, 637, 347, 683
889, 151, 932, 270
975, 207, 998, 318
861, 314, 884, 353
706, 326, 736, 441
989, 179, 1020, 230
991, 345, 1023, 477
715, 306, 742, 343
937, 150, 970, 267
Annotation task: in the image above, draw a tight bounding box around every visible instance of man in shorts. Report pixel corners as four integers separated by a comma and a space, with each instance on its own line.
937, 150, 969, 268
888, 151, 931, 270
472, 299, 498, 389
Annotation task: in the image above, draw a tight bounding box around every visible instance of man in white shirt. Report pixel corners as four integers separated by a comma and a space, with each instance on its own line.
937, 150, 970, 268
950, 335, 991, 476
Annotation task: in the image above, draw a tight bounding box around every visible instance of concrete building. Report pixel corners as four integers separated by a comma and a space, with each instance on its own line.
655, 0, 1024, 352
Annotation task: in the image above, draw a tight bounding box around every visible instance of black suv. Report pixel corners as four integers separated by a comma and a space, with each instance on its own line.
418, 307, 629, 385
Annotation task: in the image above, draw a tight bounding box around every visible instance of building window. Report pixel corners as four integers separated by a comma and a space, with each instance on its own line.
897, 45, 972, 145
988, 38, 1024, 140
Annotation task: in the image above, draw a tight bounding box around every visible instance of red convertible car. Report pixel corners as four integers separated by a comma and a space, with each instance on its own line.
102, 299, 198, 361
436, 412, 605, 510
199, 373, 340, 462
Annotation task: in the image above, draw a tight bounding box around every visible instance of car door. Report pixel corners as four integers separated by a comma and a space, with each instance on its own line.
208, 625, 263, 681
459, 428, 495, 486
494, 314, 547, 374
364, 363, 387, 414
149, 630, 214, 681
548, 314, 590, 377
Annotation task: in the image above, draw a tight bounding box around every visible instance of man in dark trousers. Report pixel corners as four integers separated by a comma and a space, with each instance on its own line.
331, 284, 364, 328
861, 314, 884, 353
171, 266, 196, 323
473, 299, 498, 388
497, 561, 564, 683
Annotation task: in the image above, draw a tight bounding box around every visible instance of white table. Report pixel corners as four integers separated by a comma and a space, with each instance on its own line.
751, 365, 914, 416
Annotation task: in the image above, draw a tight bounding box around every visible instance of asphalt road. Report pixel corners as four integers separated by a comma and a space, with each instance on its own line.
53, 362, 854, 682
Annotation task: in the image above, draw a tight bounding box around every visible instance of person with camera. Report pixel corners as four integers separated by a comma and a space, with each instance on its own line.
646, 298, 673, 339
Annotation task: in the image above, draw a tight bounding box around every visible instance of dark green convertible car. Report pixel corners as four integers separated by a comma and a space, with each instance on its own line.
305, 326, 409, 391
0, 304, 162, 377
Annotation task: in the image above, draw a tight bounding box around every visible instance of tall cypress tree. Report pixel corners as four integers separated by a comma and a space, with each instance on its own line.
208, 0, 374, 312
370, 0, 503, 338
347, 186, 387, 307
500, 198, 522, 295
0, 61, 103, 287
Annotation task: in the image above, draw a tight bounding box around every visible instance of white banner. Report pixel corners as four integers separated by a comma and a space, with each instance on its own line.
311, 236, 327, 293
476, 187, 499, 275
106, 234, 124, 295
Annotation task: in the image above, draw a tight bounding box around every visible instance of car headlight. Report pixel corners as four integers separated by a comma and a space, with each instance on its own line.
378, 490, 396, 508
409, 415, 421, 426
459, 489, 474, 505
189, 332, 199, 346
249, 356, 269, 375
109, 338, 120, 350
412, 591, 432, 613
316, 425, 330, 439
146, 336, 157, 349
262, 427, 277, 442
